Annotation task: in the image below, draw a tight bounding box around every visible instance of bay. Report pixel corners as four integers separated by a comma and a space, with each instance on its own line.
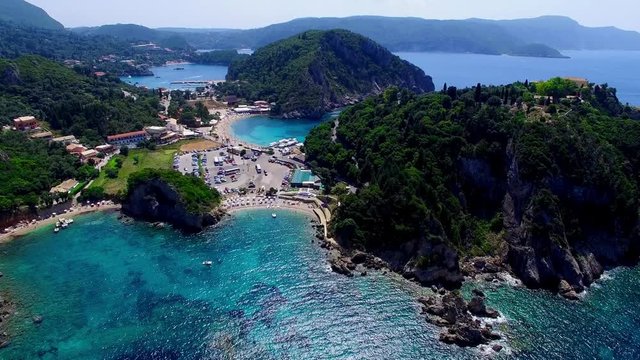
120, 63, 228, 90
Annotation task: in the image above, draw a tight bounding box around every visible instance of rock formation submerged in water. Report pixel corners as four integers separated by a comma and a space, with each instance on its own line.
224, 29, 434, 119
122, 169, 223, 233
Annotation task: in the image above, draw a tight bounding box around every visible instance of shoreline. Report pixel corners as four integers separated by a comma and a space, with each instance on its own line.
214, 111, 263, 148
0, 203, 121, 244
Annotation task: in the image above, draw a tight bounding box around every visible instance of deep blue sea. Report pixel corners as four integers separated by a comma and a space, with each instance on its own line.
121, 64, 228, 90
0, 210, 639, 359
397, 50, 640, 106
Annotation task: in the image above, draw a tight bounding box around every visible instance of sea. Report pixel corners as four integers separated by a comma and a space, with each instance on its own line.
120, 51, 640, 106
121, 64, 228, 90
0, 210, 639, 359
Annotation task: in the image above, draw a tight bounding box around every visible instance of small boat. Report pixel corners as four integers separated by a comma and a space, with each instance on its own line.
202, 261, 213, 266
272, 213, 277, 218
67, 219, 74, 224
55, 221, 61, 227
61, 223, 68, 229
54, 227, 60, 233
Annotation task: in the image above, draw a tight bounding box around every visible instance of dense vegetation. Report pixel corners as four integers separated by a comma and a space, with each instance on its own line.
71, 24, 192, 50
127, 168, 221, 213
306, 80, 640, 289
0, 131, 87, 214
0, 0, 63, 30
0, 55, 164, 146
192, 50, 249, 66
222, 30, 434, 118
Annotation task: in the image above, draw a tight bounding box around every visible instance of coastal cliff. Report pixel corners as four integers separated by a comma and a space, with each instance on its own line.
122, 169, 223, 233
306, 81, 640, 299
223, 29, 434, 119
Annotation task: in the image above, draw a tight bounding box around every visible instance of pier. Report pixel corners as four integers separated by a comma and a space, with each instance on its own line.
170, 80, 226, 85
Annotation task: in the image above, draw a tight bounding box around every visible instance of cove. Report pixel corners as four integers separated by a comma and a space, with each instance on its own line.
120, 64, 228, 90
231, 111, 339, 147
1, 211, 640, 359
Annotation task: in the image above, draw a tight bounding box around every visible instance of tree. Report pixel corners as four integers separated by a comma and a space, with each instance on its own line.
474, 83, 482, 103
120, 146, 129, 157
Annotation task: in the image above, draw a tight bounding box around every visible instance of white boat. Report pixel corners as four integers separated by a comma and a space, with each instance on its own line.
55, 221, 61, 227
202, 261, 213, 266
61, 223, 68, 229
54, 227, 60, 233
67, 219, 74, 224
272, 213, 277, 218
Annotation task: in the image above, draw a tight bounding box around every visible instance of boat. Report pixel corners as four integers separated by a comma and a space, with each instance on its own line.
61, 223, 68, 229
55, 221, 61, 227
54, 227, 60, 233
174, 67, 185, 71
202, 261, 213, 266
67, 219, 74, 224
272, 213, 277, 218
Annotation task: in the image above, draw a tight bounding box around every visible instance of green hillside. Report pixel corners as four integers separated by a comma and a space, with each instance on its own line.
0, 0, 63, 30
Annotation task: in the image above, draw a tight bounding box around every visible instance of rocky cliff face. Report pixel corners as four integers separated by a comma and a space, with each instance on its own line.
501, 142, 640, 297
122, 179, 224, 233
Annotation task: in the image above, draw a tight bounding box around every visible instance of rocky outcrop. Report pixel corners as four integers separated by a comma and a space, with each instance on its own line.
419, 291, 501, 347
122, 178, 224, 233
502, 141, 640, 299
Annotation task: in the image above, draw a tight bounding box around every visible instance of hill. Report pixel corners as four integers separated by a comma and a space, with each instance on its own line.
0, 0, 63, 30
485, 16, 640, 50
305, 81, 640, 295
0, 55, 163, 145
173, 16, 566, 58
223, 30, 434, 118
71, 24, 191, 50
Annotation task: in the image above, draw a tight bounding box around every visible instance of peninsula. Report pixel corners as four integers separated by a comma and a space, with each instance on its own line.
221, 29, 435, 119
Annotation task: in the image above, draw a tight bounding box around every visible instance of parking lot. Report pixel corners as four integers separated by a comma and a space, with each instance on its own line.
173, 147, 293, 195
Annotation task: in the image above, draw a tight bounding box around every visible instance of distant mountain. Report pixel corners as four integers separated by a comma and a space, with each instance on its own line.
170, 16, 566, 58
71, 24, 191, 50
479, 16, 640, 50
0, 0, 64, 30
224, 29, 434, 118
167, 16, 640, 57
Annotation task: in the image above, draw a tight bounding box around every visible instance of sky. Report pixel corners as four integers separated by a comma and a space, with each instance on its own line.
28, 0, 640, 32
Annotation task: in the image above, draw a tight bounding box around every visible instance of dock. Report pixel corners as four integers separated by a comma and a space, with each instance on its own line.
170, 80, 226, 85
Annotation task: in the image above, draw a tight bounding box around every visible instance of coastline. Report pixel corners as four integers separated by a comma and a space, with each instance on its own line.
0, 203, 121, 244
214, 110, 260, 148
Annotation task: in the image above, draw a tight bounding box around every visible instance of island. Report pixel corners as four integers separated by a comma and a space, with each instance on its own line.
220, 29, 435, 119
123, 168, 224, 233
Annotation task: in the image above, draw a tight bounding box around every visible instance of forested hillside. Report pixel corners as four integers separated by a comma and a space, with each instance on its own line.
223, 30, 434, 118
0, 56, 163, 145
0, 0, 63, 30
306, 80, 640, 293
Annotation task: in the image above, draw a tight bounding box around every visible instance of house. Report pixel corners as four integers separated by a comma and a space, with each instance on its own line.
13, 116, 38, 131
95, 144, 115, 154
29, 131, 53, 141
66, 143, 87, 155
80, 149, 99, 163
50, 179, 80, 194
158, 132, 179, 145
52, 135, 78, 145
290, 169, 322, 189
225, 95, 239, 107
107, 130, 148, 146
144, 126, 168, 138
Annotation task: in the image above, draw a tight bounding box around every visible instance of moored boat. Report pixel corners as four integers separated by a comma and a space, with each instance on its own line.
202, 261, 213, 266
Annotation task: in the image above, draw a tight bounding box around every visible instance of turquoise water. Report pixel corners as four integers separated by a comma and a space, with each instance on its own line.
0, 210, 639, 359
398, 50, 640, 106
231, 112, 338, 147
120, 64, 228, 90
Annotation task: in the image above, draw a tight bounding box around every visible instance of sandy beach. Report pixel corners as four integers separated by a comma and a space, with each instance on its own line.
0, 203, 121, 244
214, 110, 260, 148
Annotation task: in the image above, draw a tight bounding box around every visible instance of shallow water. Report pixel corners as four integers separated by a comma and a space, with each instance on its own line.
1, 210, 639, 359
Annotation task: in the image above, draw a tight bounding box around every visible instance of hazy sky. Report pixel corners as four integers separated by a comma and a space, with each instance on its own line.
28, 0, 640, 32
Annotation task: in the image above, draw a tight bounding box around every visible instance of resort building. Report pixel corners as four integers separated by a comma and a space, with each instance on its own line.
52, 135, 78, 145
290, 169, 322, 189
49, 179, 80, 194
29, 131, 53, 141
13, 116, 38, 131
107, 130, 148, 146
95, 144, 115, 154
80, 149, 99, 163
66, 143, 87, 155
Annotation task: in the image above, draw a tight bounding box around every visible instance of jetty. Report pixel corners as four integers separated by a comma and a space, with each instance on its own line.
170, 80, 226, 85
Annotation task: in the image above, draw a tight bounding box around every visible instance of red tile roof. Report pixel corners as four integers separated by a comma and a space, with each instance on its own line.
107, 130, 147, 142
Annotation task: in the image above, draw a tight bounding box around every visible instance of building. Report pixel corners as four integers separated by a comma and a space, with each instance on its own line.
107, 130, 148, 146
66, 144, 87, 155
158, 131, 179, 145
144, 126, 168, 138
13, 116, 38, 131
290, 169, 322, 189
29, 131, 53, 140
225, 95, 239, 107
50, 179, 80, 194
80, 149, 99, 163
95, 144, 115, 154
52, 135, 78, 145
